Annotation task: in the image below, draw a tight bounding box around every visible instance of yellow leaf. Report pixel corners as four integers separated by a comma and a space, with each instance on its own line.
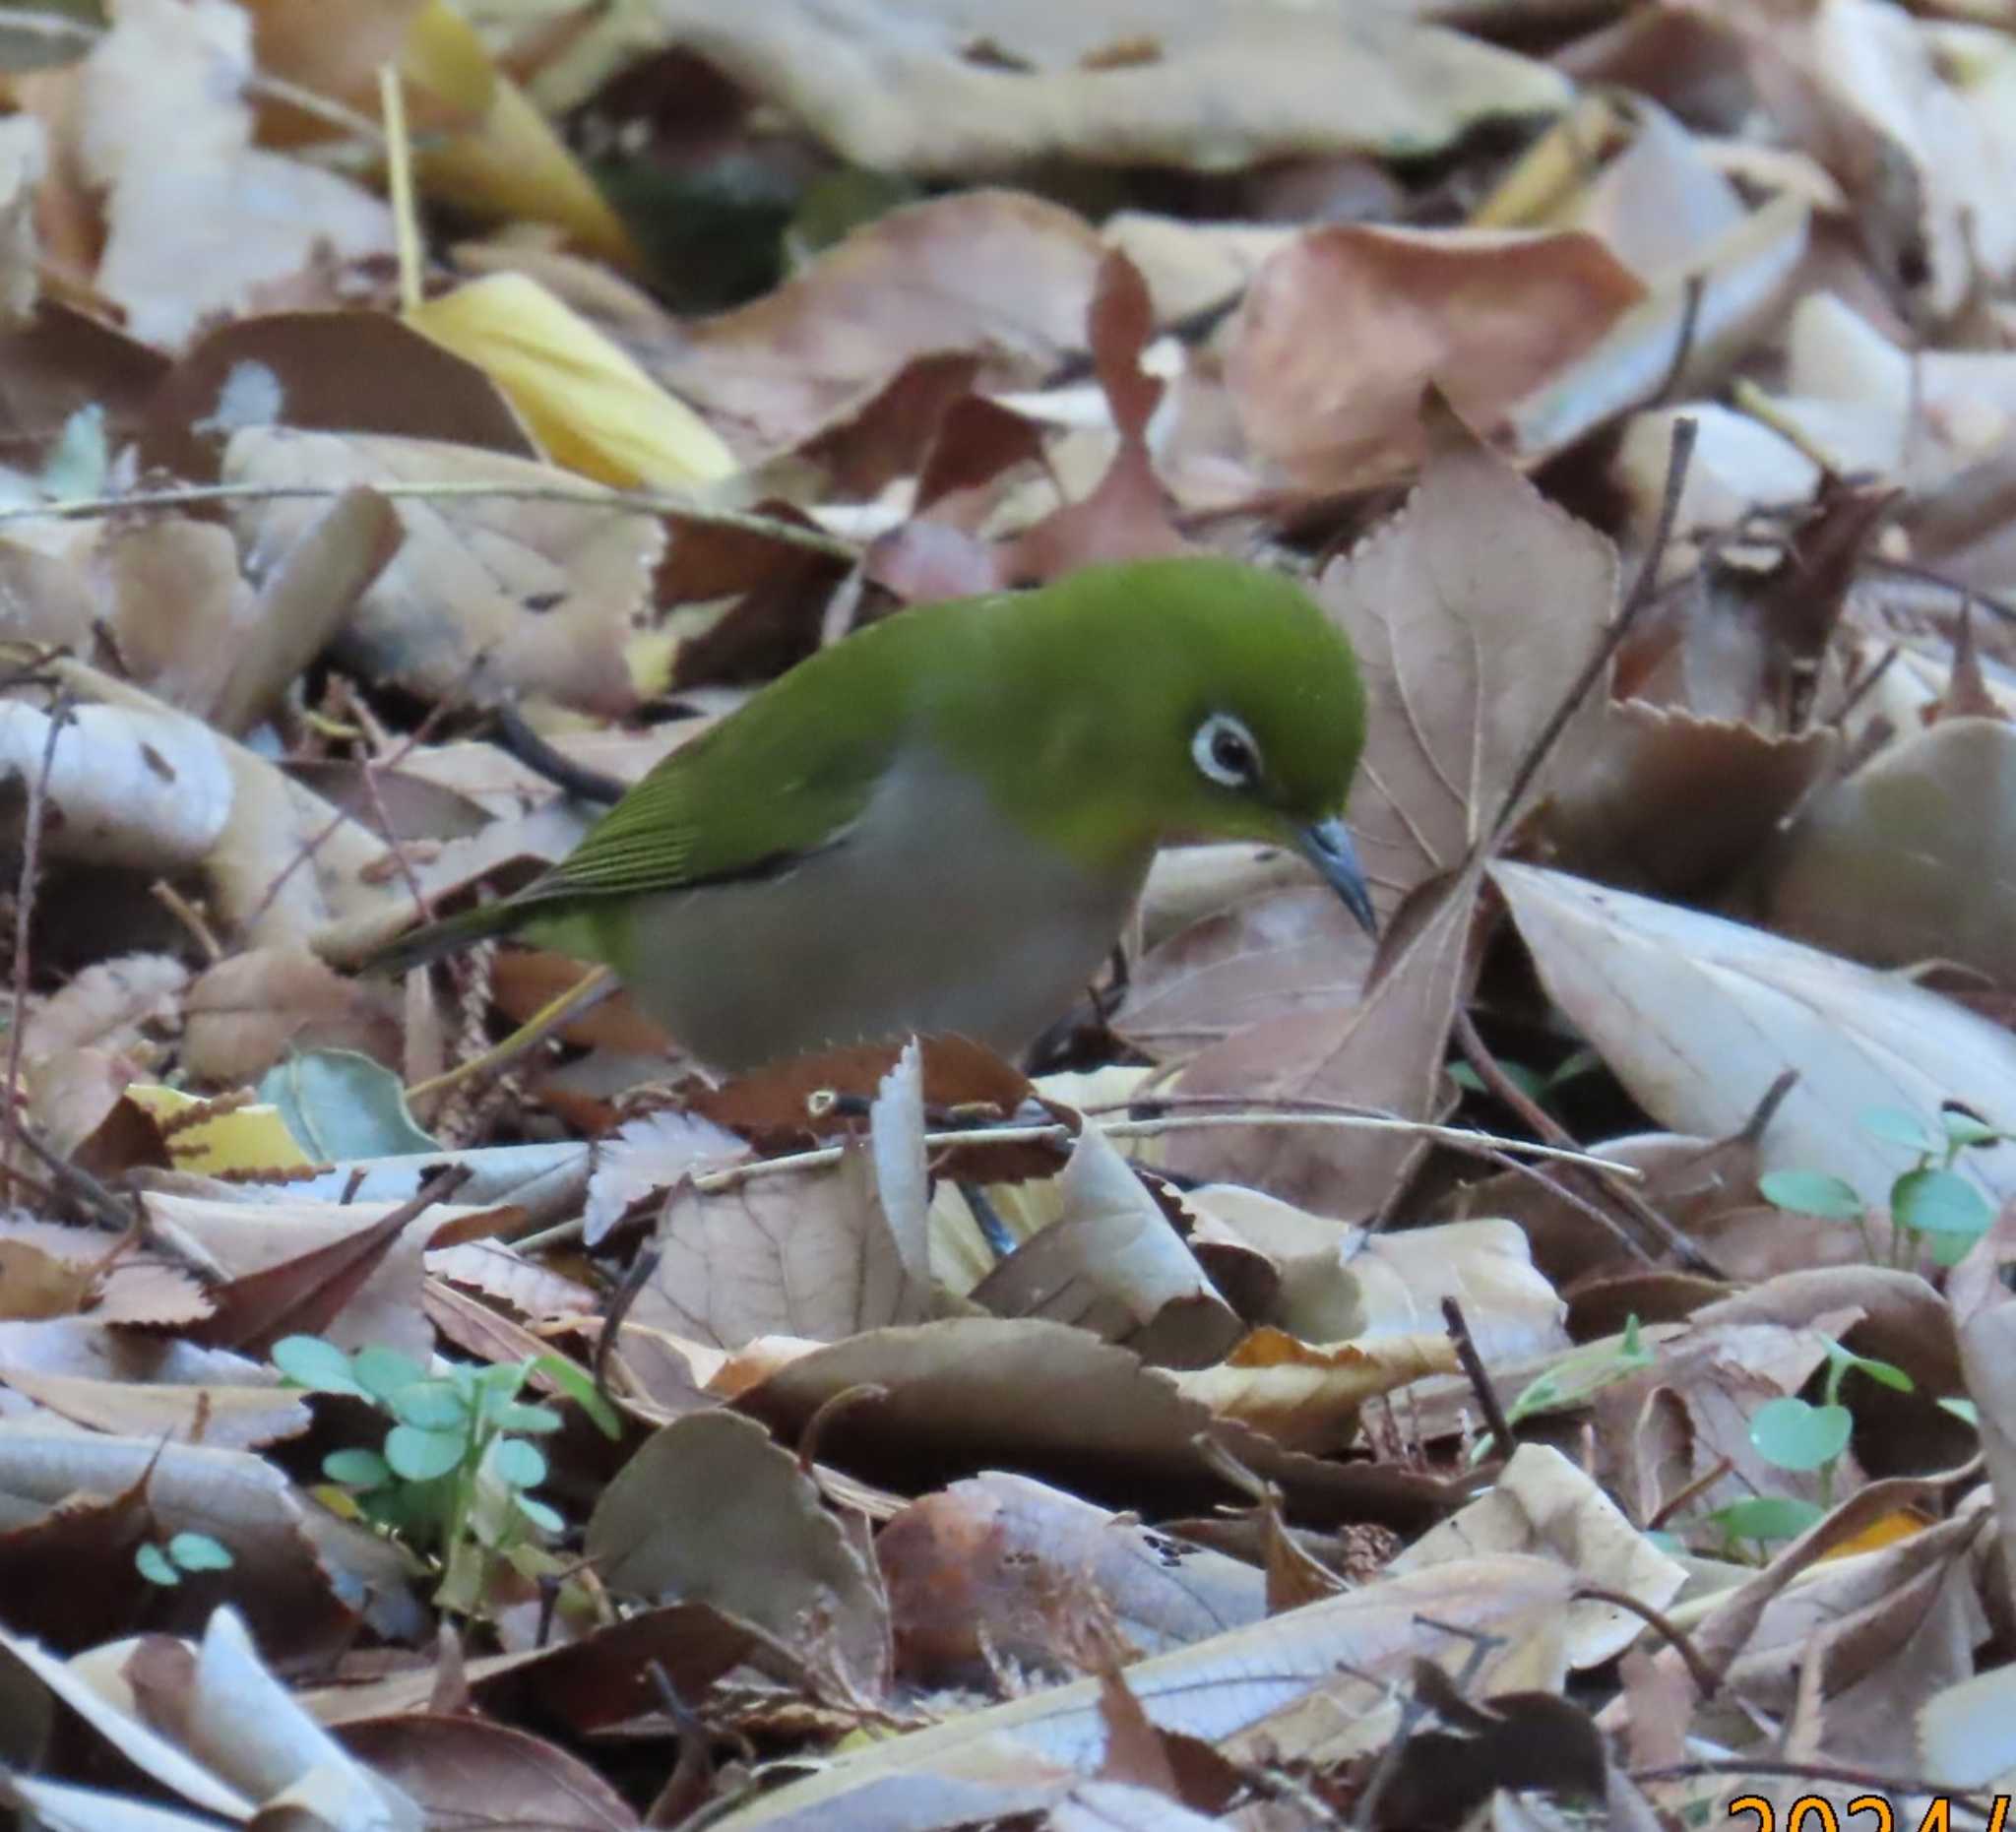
409, 273, 739, 489
125, 1085, 318, 1176
1818, 1508, 1930, 1559
402, 0, 635, 265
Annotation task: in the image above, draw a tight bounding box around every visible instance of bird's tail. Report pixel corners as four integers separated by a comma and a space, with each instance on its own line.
362, 897, 527, 978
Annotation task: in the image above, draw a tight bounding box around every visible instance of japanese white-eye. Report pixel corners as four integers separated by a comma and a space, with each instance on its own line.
368, 556, 1374, 1071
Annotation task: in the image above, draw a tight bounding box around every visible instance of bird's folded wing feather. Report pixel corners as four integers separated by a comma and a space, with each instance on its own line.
515, 703, 897, 906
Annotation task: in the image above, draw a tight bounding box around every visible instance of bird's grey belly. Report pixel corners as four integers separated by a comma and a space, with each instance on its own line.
611, 760, 1150, 1072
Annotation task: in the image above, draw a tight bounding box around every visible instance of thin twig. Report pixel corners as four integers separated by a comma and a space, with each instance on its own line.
490, 704, 627, 806
2, 690, 70, 1198
1645, 1454, 1734, 1531
1475, 1144, 1653, 1265
1633, 1760, 2000, 1823
14, 1122, 144, 1233
506, 1106, 1643, 1255
1441, 1296, 1516, 1465
593, 1244, 657, 1413
1454, 1008, 1725, 1277
1572, 1584, 1719, 1700
243, 667, 471, 932
0, 478, 858, 560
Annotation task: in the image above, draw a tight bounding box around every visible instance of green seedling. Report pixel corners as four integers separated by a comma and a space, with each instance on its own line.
1760, 1103, 2002, 1269
135, 1532, 232, 1588
1708, 1338, 1915, 1559
274, 1335, 621, 1615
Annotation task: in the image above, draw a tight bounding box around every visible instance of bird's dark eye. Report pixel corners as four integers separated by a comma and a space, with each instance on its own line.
1192, 713, 1261, 788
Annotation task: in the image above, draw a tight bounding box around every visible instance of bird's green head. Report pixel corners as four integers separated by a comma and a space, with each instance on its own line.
941, 555, 1377, 934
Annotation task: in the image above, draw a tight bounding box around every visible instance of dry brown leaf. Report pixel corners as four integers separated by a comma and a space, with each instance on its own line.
21, 954, 187, 1064
0, 1428, 417, 1658
709, 1554, 1572, 1829
582, 1108, 750, 1247
1446, 1124, 1767, 1288
1591, 1301, 1864, 1531
333, 1715, 640, 1832
0, 1364, 308, 1452
1756, 716, 2016, 983
1320, 406, 1620, 913
0, 1242, 91, 1323
1695, 0, 2016, 318
138, 309, 536, 485
92, 517, 255, 719
1727, 1508, 1984, 1767
878, 1471, 1265, 1687
635, 1145, 934, 1352
648, 190, 1105, 457
222, 427, 663, 716
585, 1409, 889, 1691
1160, 860, 1482, 1214
733, 1316, 1459, 1529
180, 947, 402, 1084
1547, 703, 1839, 900
1226, 227, 1644, 491
971, 1126, 1239, 1369
212, 486, 404, 735
1117, 885, 1374, 1056
141, 1189, 461, 1359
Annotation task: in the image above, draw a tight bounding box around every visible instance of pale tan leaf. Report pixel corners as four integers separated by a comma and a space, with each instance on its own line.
705, 1555, 1572, 1829
1173, 1327, 1456, 1456
222, 427, 663, 716
971, 1127, 1239, 1369
1389, 1443, 1688, 1667
637, 1150, 936, 1351
647, 0, 1569, 179
1494, 861, 2016, 1208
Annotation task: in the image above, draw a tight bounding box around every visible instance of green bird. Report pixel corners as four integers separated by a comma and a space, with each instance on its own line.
368, 556, 1374, 1072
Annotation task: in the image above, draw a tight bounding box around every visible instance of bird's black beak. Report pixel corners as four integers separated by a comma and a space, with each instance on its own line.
1297, 817, 1377, 938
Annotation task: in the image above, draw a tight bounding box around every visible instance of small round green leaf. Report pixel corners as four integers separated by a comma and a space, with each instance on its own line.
1931, 1227, 1983, 1269
1941, 1110, 2002, 1149
1858, 1106, 1939, 1154
351, 1346, 429, 1402
490, 1438, 546, 1489
1837, 1352, 1914, 1394
1939, 1397, 1980, 1428
135, 1544, 180, 1586
515, 1494, 564, 1534
1758, 1169, 1863, 1221
529, 1355, 623, 1438
1892, 1168, 1992, 1239
494, 1402, 562, 1435
385, 1423, 466, 1482
272, 1335, 364, 1396
323, 1447, 393, 1490
167, 1533, 233, 1572
1710, 1496, 1825, 1543
391, 1381, 469, 1430
1748, 1396, 1852, 1471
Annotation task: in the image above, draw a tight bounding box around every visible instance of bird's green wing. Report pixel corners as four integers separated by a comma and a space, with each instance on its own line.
519, 658, 907, 907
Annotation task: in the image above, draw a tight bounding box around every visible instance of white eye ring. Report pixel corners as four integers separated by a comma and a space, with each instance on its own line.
1192, 713, 1261, 789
